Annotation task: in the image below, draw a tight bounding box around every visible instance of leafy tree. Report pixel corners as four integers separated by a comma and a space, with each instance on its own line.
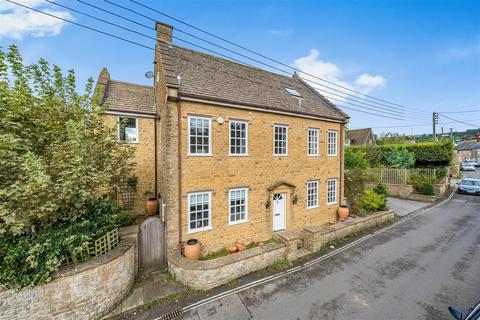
345, 147, 368, 170
0, 45, 134, 236
383, 148, 415, 168
344, 148, 368, 214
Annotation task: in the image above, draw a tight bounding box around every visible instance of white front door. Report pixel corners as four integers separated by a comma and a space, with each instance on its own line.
273, 193, 286, 231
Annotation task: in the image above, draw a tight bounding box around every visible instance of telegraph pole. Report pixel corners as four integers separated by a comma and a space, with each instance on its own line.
432, 112, 439, 141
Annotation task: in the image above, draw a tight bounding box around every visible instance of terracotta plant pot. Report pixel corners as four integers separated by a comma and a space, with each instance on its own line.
338, 205, 349, 220
237, 244, 246, 252
228, 246, 238, 254
184, 239, 201, 260
146, 198, 158, 216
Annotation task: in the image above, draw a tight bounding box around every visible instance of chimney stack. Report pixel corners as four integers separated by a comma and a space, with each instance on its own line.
156, 21, 173, 43
94, 67, 110, 104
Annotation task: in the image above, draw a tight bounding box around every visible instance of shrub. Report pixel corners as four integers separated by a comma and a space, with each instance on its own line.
410, 174, 435, 195
350, 141, 454, 167
358, 189, 386, 214
373, 184, 388, 198
345, 168, 366, 215
345, 147, 368, 170
0, 45, 134, 236
0, 199, 132, 289
383, 148, 415, 168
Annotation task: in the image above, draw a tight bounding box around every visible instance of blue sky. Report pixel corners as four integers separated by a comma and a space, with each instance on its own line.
1, 0, 479, 135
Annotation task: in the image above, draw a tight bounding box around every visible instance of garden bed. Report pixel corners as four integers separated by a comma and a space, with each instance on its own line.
168, 241, 285, 290
303, 210, 395, 252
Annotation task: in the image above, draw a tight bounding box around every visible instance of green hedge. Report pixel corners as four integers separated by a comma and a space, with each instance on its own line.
349, 141, 453, 167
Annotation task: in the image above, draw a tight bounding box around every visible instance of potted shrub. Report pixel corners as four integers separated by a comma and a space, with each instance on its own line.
144, 191, 158, 216
184, 239, 201, 260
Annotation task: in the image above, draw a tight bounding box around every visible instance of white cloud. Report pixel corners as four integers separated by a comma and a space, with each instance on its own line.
267, 29, 293, 37
0, 0, 73, 40
293, 49, 386, 101
355, 73, 386, 89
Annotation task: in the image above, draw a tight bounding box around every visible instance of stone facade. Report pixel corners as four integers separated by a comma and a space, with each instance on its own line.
0, 239, 136, 320
168, 241, 285, 290
159, 99, 345, 255
103, 115, 159, 216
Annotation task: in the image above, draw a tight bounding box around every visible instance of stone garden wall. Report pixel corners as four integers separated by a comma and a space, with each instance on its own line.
0, 239, 136, 320
168, 241, 285, 290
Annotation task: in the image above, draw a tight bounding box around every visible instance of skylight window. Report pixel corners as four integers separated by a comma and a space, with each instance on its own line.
285, 87, 302, 98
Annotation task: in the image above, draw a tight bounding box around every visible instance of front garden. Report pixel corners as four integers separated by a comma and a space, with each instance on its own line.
345, 139, 454, 214
0, 46, 135, 290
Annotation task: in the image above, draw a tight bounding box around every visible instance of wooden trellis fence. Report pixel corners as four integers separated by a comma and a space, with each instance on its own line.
62, 228, 120, 266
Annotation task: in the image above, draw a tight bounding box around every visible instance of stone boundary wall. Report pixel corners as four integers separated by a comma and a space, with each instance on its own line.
0, 239, 136, 320
365, 182, 447, 202
303, 210, 395, 252
168, 242, 285, 290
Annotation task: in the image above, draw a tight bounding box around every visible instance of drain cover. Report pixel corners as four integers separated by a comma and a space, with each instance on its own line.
157, 307, 183, 320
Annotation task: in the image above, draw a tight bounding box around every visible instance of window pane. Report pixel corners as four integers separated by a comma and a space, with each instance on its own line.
188, 192, 210, 231
189, 117, 210, 154
230, 121, 248, 155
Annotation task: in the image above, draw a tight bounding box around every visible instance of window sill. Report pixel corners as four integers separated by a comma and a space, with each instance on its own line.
307, 205, 319, 209
327, 202, 337, 206
228, 154, 249, 157
327, 154, 338, 157
187, 226, 213, 234
273, 154, 289, 157
228, 220, 249, 226
307, 154, 320, 157
187, 154, 213, 157
117, 140, 139, 144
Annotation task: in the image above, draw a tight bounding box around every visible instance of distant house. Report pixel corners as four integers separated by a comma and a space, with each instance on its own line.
346, 128, 375, 146
455, 134, 480, 162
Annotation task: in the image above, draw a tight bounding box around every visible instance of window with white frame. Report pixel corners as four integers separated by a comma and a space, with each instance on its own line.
273, 125, 288, 155
306, 180, 319, 208
188, 191, 211, 232
327, 179, 337, 204
188, 116, 211, 155
308, 128, 319, 156
327, 130, 338, 156
229, 188, 248, 224
229, 120, 248, 155
118, 117, 138, 143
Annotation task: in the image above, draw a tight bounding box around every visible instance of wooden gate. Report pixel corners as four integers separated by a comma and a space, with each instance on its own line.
139, 217, 166, 268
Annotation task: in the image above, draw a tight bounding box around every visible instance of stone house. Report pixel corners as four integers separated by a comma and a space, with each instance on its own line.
455, 134, 480, 162
346, 128, 375, 145
97, 22, 349, 256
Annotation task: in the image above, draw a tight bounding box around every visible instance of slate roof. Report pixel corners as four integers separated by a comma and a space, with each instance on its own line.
102, 80, 155, 115
158, 41, 348, 121
347, 128, 374, 145
456, 140, 480, 151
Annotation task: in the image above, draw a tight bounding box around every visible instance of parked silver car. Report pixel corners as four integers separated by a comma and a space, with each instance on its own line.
461, 162, 476, 171
457, 178, 480, 195
464, 159, 480, 167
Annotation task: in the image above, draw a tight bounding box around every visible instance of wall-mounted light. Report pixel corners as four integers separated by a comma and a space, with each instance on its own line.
292, 194, 298, 205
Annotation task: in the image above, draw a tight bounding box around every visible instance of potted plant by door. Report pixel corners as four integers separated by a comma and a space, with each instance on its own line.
184, 239, 201, 260
338, 205, 349, 220
144, 191, 158, 216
